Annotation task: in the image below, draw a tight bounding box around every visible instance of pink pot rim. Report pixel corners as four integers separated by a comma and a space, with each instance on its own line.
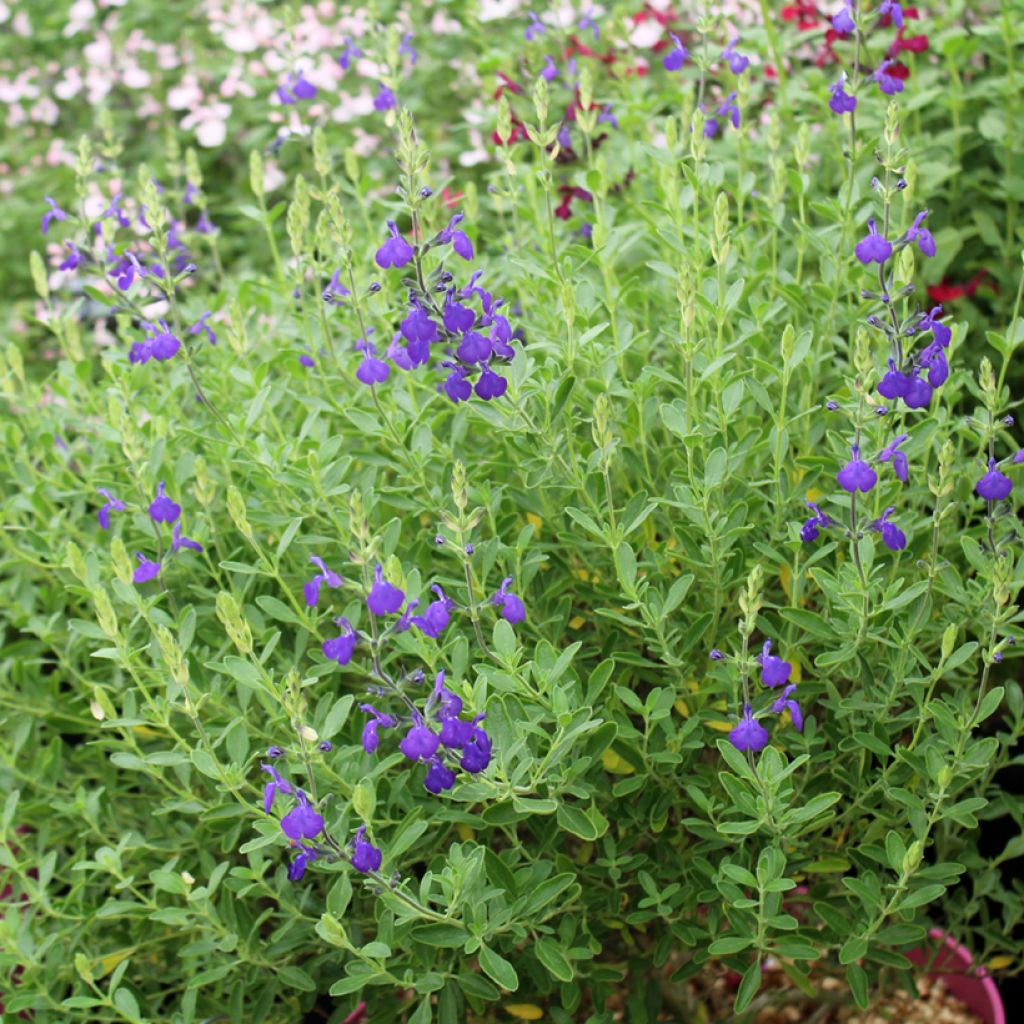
911, 928, 1005, 1024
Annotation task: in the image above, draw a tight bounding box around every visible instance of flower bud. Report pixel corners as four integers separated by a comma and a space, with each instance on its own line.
452, 461, 469, 512
216, 591, 253, 656
66, 541, 89, 585
110, 537, 134, 587
249, 149, 265, 197
156, 624, 189, 686
29, 251, 49, 302
227, 485, 253, 540
312, 127, 331, 180
352, 780, 375, 822
92, 588, 119, 639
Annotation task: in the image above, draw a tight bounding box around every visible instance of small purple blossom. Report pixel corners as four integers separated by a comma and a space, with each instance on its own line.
338, 37, 363, 70
721, 37, 749, 74
411, 585, 455, 638
41, 196, 68, 235
59, 242, 85, 271
356, 346, 391, 386
855, 218, 892, 265
709, 649, 725, 661
475, 365, 509, 400
832, 3, 856, 34
305, 555, 343, 607
663, 33, 688, 71
400, 721, 440, 762
351, 826, 382, 873
870, 506, 907, 551
873, 59, 905, 95
360, 705, 397, 754
280, 792, 324, 841
277, 71, 317, 105
424, 757, 457, 794
879, 0, 904, 28
771, 684, 804, 732
322, 617, 357, 666
801, 501, 831, 542
148, 481, 181, 524
905, 210, 936, 257
525, 11, 546, 41
373, 83, 396, 110
399, 32, 417, 65
877, 434, 910, 483
97, 488, 126, 530
728, 704, 769, 753
171, 522, 203, 554
977, 458, 1013, 501
837, 446, 878, 493
461, 726, 492, 773
829, 76, 857, 115
491, 576, 525, 623
368, 563, 404, 616
878, 359, 912, 400
438, 212, 474, 260
759, 640, 792, 688
902, 373, 933, 410
375, 220, 414, 269
541, 55, 558, 80
190, 311, 216, 346
262, 762, 293, 812
288, 845, 321, 881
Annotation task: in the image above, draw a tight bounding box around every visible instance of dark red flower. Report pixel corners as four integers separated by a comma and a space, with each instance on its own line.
782, 2, 821, 29
493, 72, 522, 100
889, 29, 930, 57
927, 270, 993, 302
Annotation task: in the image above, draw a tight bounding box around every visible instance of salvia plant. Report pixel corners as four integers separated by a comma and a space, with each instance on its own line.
3, 2, 1024, 1023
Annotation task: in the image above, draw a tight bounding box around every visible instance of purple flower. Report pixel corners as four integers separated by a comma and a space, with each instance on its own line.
920, 343, 949, 389
541, 55, 558, 81
190, 311, 217, 346
356, 348, 390, 386
879, 0, 904, 28
171, 522, 203, 554
870, 506, 907, 551
351, 826, 382, 873
149, 481, 181, 524
663, 33, 688, 71
800, 501, 831, 542
832, 3, 856, 34
919, 306, 952, 348
288, 845, 321, 881
299, 351, 316, 369
277, 71, 317, 105
360, 705, 397, 754
368, 563, 404, 616
59, 242, 85, 271
855, 218, 892, 265
438, 213, 474, 260
424, 757, 457, 794
267, 745, 285, 759
728, 704, 769, 753
759, 640, 792, 688
97, 488, 126, 529
837, 446, 877, 493
491, 576, 525, 623
411, 585, 455, 638
878, 359, 912, 400
262, 763, 293, 813
401, 303, 438, 347
709, 649, 725, 661
457, 331, 492, 364
461, 725, 492, 773
443, 364, 473, 403
771, 685, 804, 732
977, 458, 1013, 501
598, 105, 619, 130
322, 617, 357, 665
873, 59, 904, 95
525, 11, 546, 41
877, 434, 909, 483
41, 196, 68, 235
443, 294, 476, 333
721, 37, 749, 74
195, 211, 217, 235
373, 83, 396, 110
319, 740, 333, 752
905, 210, 936, 257
400, 721, 440, 762
902, 373, 933, 410
829, 76, 857, 115
476, 366, 508, 400
439, 716, 474, 749
280, 792, 324, 841
100, 194, 131, 229
375, 220, 414, 269
305, 555, 343, 607
338, 37, 363, 70
184, 182, 199, 205
400, 32, 417, 65
579, 9, 599, 40
133, 553, 161, 584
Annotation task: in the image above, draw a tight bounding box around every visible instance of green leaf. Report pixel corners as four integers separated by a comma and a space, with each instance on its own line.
535, 937, 574, 981
708, 936, 754, 956
839, 937, 868, 964
846, 964, 870, 1009
278, 965, 317, 991
478, 944, 518, 991
734, 959, 761, 1013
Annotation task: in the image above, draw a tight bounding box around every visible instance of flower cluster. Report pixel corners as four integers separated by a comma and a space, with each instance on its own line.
368, 202, 522, 402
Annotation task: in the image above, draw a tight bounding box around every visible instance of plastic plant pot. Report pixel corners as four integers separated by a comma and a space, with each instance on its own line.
907, 928, 1006, 1024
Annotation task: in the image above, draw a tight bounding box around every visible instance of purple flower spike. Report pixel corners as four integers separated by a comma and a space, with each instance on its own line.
41, 196, 68, 235
905, 210, 936, 257
491, 576, 525, 624
171, 521, 203, 553
375, 221, 414, 269
351, 826, 382, 873
280, 792, 324, 841
97, 488, 126, 530
728, 704, 769, 753
132, 553, 161, 584
368, 563, 404, 616
721, 37, 749, 74
663, 33, 688, 71
870, 507, 907, 551
837, 447, 877, 493
759, 640, 792, 688
148, 481, 181, 524
977, 458, 1013, 501
771, 684, 804, 732
424, 757, 457, 794
855, 218, 892, 265
399, 721, 440, 762
322, 617, 357, 665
